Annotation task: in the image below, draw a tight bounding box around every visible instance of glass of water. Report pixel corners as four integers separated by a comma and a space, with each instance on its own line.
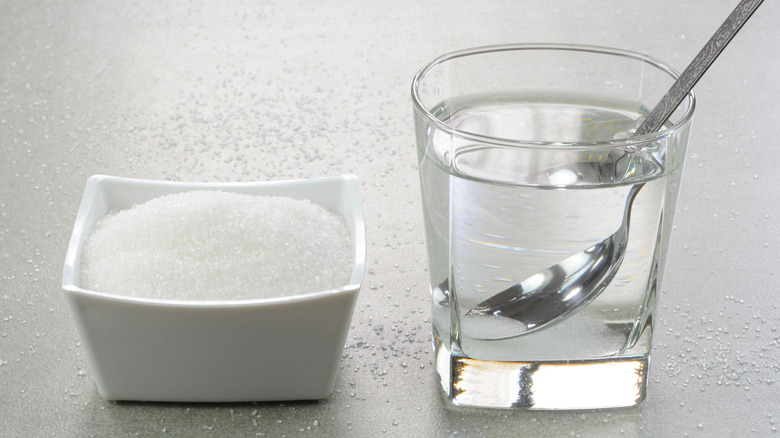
412, 44, 694, 409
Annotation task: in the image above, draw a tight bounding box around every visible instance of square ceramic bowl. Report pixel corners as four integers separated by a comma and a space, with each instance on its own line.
62, 174, 365, 402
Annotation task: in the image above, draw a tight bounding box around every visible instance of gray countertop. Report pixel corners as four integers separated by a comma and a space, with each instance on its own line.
2, 0, 779, 436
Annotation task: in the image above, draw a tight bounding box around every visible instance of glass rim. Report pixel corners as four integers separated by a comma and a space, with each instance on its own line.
411, 43, 696, 150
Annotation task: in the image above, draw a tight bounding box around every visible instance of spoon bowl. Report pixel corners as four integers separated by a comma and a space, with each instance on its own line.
465, 183, 641, 339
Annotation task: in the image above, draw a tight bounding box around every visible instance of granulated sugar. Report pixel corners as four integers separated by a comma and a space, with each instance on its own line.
79, 191, 353, 300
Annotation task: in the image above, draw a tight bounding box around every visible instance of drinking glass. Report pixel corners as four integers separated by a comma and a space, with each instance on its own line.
412, 44, 694, 409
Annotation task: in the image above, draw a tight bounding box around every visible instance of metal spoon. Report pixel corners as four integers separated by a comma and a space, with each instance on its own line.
464, 0, 764, 339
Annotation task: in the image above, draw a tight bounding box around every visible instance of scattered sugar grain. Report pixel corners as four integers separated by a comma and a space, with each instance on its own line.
80, 191, 352, 300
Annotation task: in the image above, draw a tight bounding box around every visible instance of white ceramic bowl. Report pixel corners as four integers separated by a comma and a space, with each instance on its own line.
62, 175, 365, 402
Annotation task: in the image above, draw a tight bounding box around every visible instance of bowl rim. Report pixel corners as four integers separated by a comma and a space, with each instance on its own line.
62, 174, 366, 308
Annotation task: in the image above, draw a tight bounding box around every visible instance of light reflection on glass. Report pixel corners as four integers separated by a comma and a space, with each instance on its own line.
451, 356, 646, 410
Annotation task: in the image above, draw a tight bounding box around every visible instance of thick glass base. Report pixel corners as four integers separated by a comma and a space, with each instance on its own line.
436, 341, 648, 410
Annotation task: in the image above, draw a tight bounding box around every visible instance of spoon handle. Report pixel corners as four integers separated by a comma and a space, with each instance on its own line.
634, 0, 764, 136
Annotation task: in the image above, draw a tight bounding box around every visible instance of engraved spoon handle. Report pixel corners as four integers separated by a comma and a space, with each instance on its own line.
634, 0, 764, 136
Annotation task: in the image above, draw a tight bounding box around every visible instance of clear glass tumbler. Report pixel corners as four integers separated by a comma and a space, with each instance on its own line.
412, 44, 694, 409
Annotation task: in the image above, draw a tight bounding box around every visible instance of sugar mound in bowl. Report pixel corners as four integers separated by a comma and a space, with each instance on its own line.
80, 190, 353, 301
